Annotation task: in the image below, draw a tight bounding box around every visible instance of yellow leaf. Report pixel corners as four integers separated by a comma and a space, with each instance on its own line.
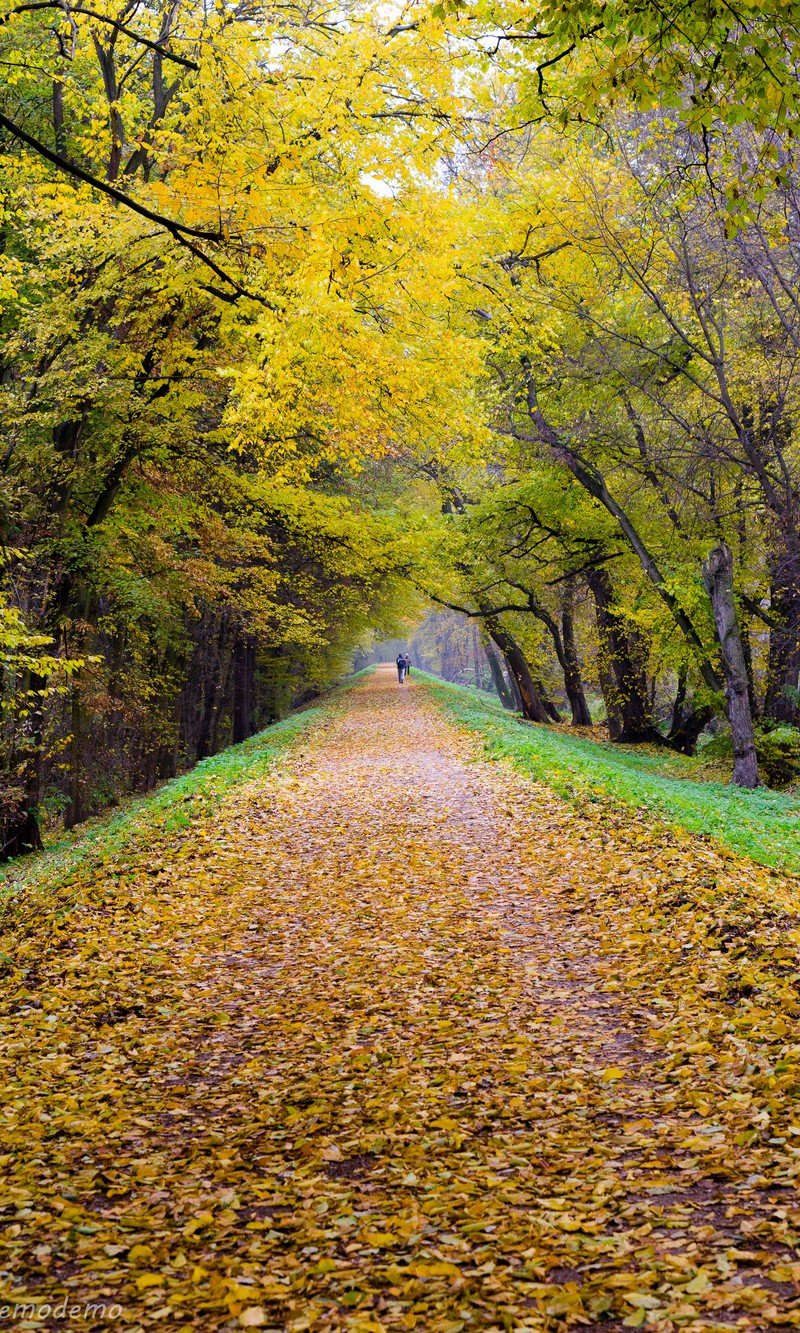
622, 1310, 646, 1328
136, 1273, 164, 1290
685, 1271, 711, 1294
239, 1310, 266, 1328
771, 1263, 800, 1282
183, 1211, 215, 1236
407, 1260, 461, 1278
311, 1257, 337, 1273
127, 1243, 153, 1264
600, 1067, 626, 1081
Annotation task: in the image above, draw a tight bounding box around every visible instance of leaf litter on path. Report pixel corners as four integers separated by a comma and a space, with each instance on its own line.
1, 666, 800, 1331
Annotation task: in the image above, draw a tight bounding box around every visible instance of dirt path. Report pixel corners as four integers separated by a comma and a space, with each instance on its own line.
2, 667, 800, 1332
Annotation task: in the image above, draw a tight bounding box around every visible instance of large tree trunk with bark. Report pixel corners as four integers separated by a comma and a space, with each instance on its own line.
483, 616, 549, 723
670, 669, 687, 738
587, 568, 655, 743
507, 668, 523, 713
535, 679, 563, 723
664, 668, 714, 755
561, 583, 592, 726
511, 579, 588, 725
702, 543, 760, 788
483, 640, 515, 710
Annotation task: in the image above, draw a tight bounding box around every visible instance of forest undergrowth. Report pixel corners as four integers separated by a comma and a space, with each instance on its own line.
1, 669, 800, 1332
0, 693, 341, 913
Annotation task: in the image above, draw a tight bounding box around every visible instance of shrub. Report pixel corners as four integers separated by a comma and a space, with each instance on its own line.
755, 725, 800, 788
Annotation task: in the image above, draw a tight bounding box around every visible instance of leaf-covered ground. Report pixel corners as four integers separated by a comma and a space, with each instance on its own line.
3, 667, 800, 1332
421, 674, 800, 875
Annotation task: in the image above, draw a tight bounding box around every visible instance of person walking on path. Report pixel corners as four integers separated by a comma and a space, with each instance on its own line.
404, 653, 412, 677
396, 653, 406, 683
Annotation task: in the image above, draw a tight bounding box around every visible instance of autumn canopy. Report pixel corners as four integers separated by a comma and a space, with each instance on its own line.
3, 0, 800, 846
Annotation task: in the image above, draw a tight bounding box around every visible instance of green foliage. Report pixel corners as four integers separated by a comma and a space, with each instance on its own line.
754, 726, 800, 789
0, 600, 85, 697
0, 597, 88, 820
461, 0, 800, 160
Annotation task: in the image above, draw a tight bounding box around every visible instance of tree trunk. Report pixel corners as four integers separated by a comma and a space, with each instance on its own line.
1, 670, 46, 860
472, 623, 483, 689
764, 540, 800, 723
507, 668, 523, 713
232, 632, 256, 744
196, 618, 230, 760
535, 679, 563, 723
523, 399, 724, 693
1, 800, 43, 860
670, 668, 687, 738
52, 78, 66, 156
667, 703, 714, 755
664, 668, 713, 754
483, 616, 549, 723
702, 543, 760, 788
64, 682, 87, 829
512, 581, 587, 724
211, 643, 235, 753
483, 640, 515, 709
741, 618, 758, 720
587, 568, 655, 743
595, 639, 623, 739
561, 586, 592, 726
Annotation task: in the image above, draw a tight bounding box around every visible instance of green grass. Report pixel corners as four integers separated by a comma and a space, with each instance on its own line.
9, 665, 798, 911
419, 671, 800, 875
0, 692, 339, 906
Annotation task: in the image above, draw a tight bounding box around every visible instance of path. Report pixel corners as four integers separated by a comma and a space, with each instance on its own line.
2, 667, 800, 1331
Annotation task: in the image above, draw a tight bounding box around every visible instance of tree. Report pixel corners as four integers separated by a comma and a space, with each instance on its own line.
438, 113, 799, 768
0, 0, 489, 852
702, 543, 760, 786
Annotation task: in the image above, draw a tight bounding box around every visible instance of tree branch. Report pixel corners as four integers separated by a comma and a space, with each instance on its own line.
501, 402, 724, 693
0, 111, 219, 240
739, 592, 781, 630
0, 112, 274, 304
0, 1, 199, 68
427, 592, 530, 619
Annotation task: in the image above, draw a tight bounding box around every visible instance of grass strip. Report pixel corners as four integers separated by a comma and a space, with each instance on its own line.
420, 671, 800, 875
0, 688, 345, 906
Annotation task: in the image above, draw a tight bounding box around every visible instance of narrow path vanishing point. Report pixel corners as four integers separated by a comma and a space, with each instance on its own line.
2, 666, 800, 1333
